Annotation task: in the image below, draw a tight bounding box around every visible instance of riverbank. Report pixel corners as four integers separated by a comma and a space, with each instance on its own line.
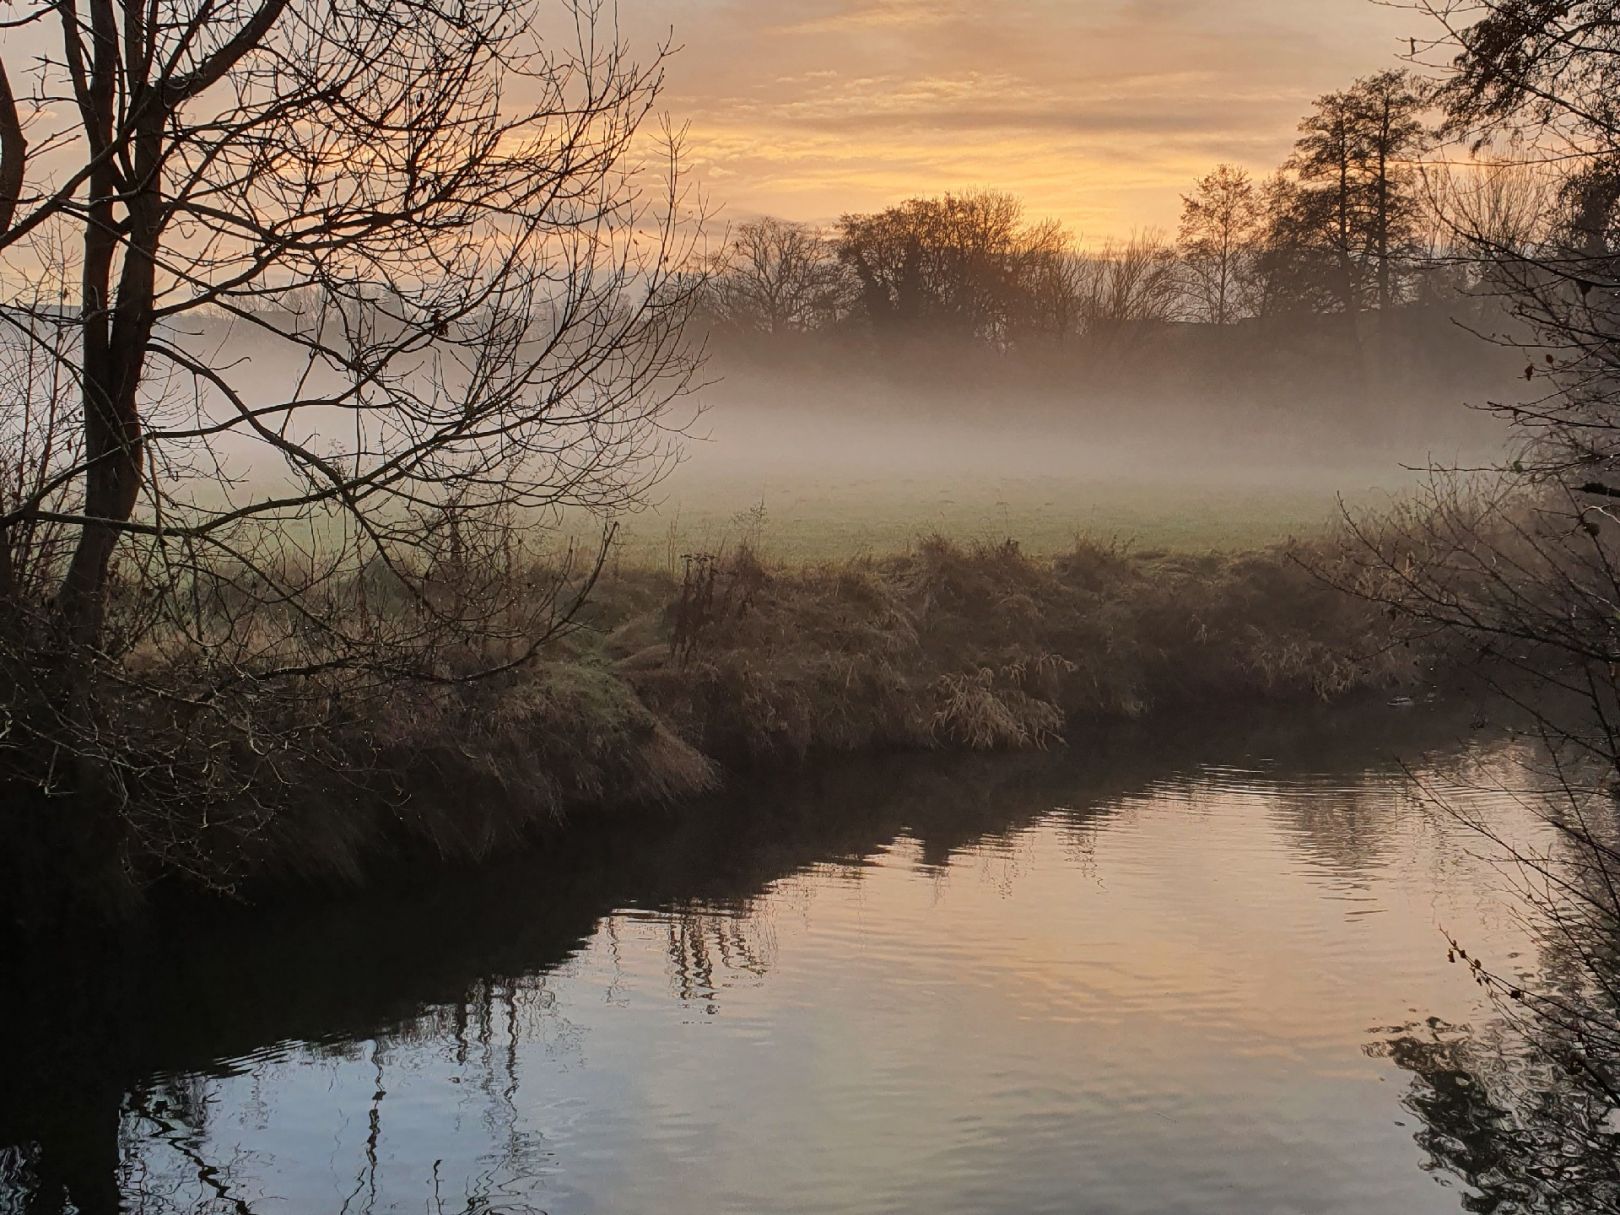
1, 532, 1433, 929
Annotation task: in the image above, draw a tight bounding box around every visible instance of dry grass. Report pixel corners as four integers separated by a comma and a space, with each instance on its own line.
0, 527, 1430, 910
600, 533, 1420, 772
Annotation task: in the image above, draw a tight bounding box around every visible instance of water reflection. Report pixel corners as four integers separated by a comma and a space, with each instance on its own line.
1371, 1018, 1620, 1214
0, 703, 1572, 1215
1366, 753, 1620, 1215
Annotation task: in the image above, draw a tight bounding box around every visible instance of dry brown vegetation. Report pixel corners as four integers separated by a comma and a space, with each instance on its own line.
0, 527, 1435, 919
612, 534, 1422, 759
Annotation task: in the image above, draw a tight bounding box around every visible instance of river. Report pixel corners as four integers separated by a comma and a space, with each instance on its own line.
0, 702, 1580, 1214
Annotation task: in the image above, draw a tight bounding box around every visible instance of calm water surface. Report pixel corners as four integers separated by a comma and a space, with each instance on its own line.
1, 706, 1561, 1214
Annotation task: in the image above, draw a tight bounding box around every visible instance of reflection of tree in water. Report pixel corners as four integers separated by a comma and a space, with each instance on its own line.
106, 977, 576, 1215
1270, 780, 1407, 878
660, 902, 777, 1010
1259, 744, 1530, 902
116, 1071, 264, 1215
0, 1145, 44, 1215
1370, 1015, 1620, 1214
1340, 729, 1620, 1215
1, 703, 1514, 1213
100, 916, 778, 1213
412, 977, 574, 1213
1404, 749, 1620, 1215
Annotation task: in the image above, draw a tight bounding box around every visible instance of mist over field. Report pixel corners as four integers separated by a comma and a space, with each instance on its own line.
146, 311, 1512, 562
89, 300, 1514, 566
607, 324, 1515, 561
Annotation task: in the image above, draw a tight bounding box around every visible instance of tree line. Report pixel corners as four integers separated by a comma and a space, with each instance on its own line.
699, 69, 1445, 350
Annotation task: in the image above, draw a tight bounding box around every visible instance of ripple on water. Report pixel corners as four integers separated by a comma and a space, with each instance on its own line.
7, 727, 1565, 1215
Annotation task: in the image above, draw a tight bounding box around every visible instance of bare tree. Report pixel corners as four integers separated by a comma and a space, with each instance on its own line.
1178, 165, 1261, 326
1353, 70, 1430, 314
835, 191, 1076, 347
0, 263, 82, 617
1290, 87, 1371, 322
1006, 221, 1087, 344
1073, 230, 1182, 337
702, 217, 849, 335
1267, 71, 1429, 322
0, 0, 701, 888
1417, 151, 1561, 311
1339, 7, 1620, 1203
1248, 173, 1335, 317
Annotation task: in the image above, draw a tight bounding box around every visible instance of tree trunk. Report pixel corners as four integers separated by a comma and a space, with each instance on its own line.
49, 8, 166, 876
57, 68, 164, 656
1376, 105, 1392, 316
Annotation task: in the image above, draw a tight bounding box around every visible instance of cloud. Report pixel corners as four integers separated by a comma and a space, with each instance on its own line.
634, 0, 1418, 234
772, 0, 970, 35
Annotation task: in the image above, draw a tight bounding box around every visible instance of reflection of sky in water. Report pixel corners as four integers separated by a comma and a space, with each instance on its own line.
87, 743, 1551, 1215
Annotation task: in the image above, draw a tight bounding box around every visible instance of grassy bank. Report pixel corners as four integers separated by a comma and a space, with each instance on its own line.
0, 531, 1427, 923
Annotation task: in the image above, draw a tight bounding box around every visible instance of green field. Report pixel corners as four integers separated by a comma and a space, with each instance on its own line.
593, 470, 1412, 568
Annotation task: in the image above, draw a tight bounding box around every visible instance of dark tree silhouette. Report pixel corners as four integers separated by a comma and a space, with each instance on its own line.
1178, 165, 1261, 326
1292, 87, 1370, 321
1369, 1018, 1620, 1213
702, 217, 851, 335
1354, 70, 1431, 314
835, 191, 1072, 346
1071, 230, 1182, 341
1339, 6, 1620, 1197
1263, 71, 1429, 321
0, 0, 700, 892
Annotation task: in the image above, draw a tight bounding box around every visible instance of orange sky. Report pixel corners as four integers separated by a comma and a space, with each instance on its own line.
621, 0, 1424, 240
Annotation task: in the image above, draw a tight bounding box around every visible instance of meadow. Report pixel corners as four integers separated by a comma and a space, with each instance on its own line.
597, 467, 1416, 567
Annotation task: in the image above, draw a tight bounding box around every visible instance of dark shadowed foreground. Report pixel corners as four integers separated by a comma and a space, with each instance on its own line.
1, 701, 1597, 1215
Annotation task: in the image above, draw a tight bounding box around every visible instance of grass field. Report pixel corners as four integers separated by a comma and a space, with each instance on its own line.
594, 469, 1414, 568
